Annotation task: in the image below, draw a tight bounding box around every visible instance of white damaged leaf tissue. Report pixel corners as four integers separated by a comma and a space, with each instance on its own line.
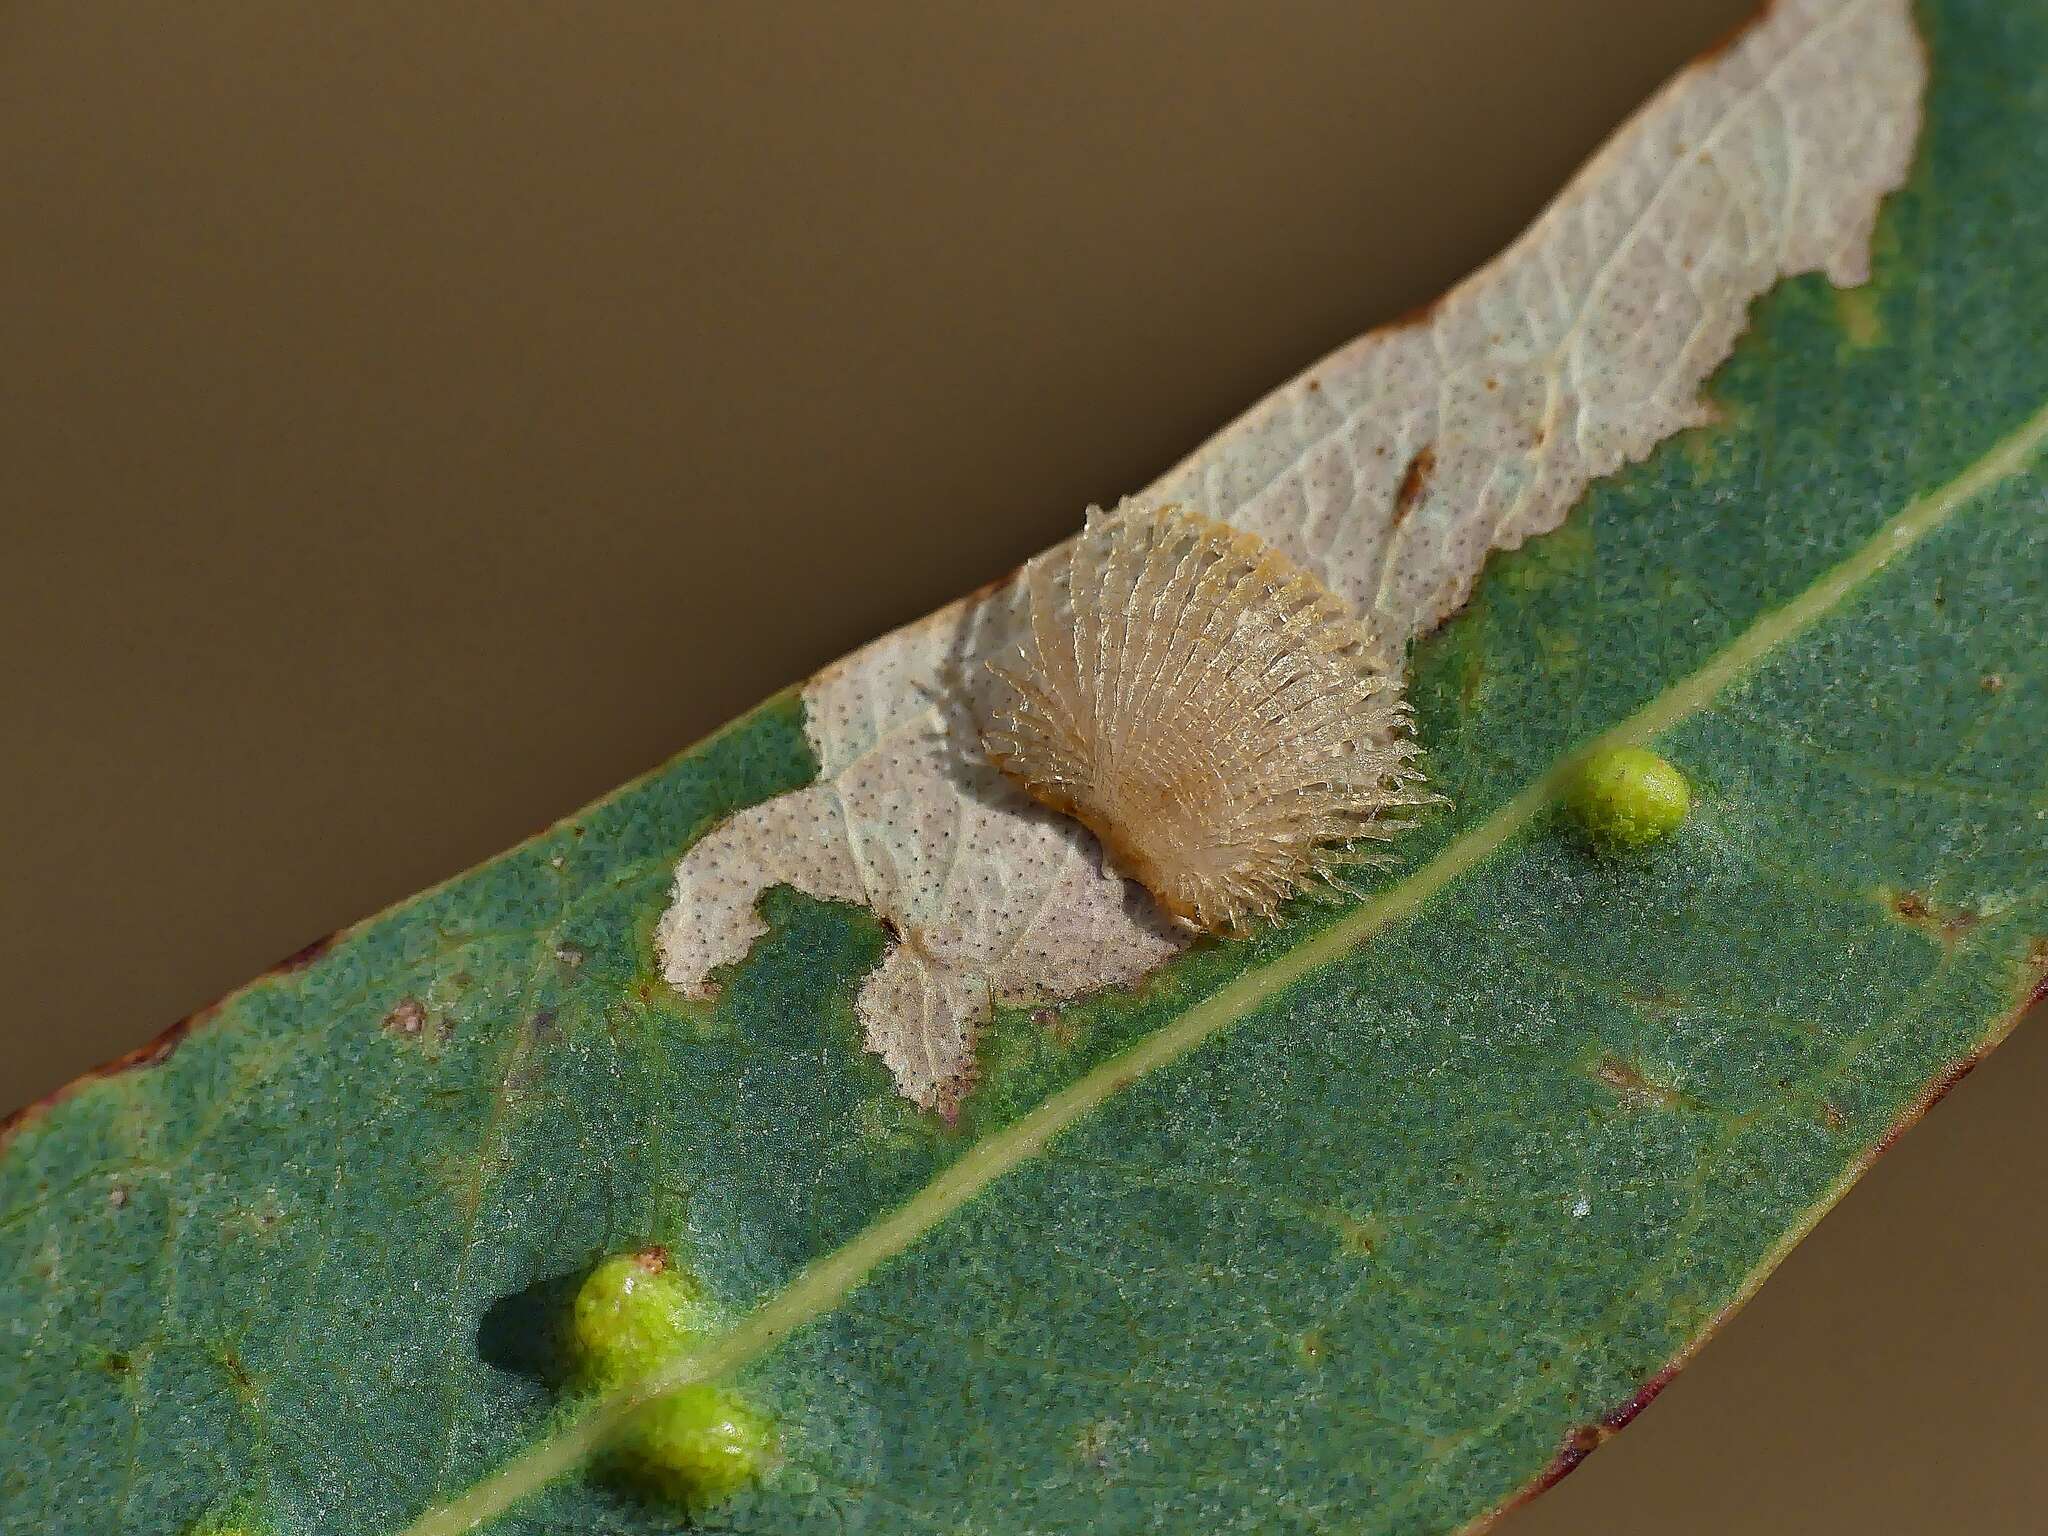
657, 0, 1923, 1113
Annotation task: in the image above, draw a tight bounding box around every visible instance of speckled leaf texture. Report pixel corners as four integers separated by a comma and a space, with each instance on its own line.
5, 2, 2046, 1533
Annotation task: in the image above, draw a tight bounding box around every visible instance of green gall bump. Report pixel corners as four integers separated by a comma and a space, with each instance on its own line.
562, 1249, 777, 1509
609, 1383, 774, 1508
1563, 746, 1691, 847
568, 1249, 717, 1388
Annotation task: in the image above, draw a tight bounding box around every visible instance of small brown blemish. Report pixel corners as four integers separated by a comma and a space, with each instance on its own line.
224, 1191, 286, 1239
1305, 377, 1321, 392
1819, 1101, 1848, 1132
1295, 1330, 1328, 1367
102, 1350, 134, 1377
1321, 1207, 1384, 1257
1072, 1420, 1119, 1471
554, 943, 586, 969
1981, 673, 2004, 693
1887, 889, 1979, 947
1591, 1056, 1690, 1112
1033, 1006, 1081, 1049
1392, 444, 1437, 525
382, 999, 429, 1037
219, 1347, 255, 1394
108, 1184, 129, 1210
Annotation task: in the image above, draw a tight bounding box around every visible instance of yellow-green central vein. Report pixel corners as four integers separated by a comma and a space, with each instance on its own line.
395, 398, 2048, 1536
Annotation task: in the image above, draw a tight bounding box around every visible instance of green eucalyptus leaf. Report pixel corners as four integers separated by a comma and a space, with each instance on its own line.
5, 3, 2045, 1534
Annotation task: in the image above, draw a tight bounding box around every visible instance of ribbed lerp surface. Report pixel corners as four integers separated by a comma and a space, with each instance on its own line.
984, 502, 1432, 933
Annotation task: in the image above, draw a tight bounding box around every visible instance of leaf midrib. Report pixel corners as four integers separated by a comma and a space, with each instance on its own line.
397, 395, 2048, 1536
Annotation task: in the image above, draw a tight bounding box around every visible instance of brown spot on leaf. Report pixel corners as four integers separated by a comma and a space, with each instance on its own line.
1980, 672, 2004, 692
1072, 1420, 1119, 1471
1392, 444, 1437, 526
1034, 1006, 1082, 1049
382, 999, 429, 1038
1591, 1056, 1692, 1112
219, 1347, 255, 1394
1316, 1207, 1383, 1257
1886, 889, 1979, 947
1819, 1101, 1847, 1132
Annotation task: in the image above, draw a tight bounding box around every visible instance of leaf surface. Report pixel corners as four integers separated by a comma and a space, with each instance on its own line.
5, 2, 2046, 1534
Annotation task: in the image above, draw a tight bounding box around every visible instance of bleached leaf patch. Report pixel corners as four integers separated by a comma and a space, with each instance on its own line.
656, 0, 1924, 1111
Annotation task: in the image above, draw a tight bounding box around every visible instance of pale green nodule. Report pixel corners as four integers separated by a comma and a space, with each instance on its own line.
610, 1385, 774, 1510
565, 1252, 771, 1509
567, 1253, 715, 1389
1564, 746, 1693, 847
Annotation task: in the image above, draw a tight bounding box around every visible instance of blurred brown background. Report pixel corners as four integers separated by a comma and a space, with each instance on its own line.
2, 2, 2041, 1530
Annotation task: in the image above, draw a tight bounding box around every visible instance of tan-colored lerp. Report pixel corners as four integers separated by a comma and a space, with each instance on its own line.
984, 502, 1433, 933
